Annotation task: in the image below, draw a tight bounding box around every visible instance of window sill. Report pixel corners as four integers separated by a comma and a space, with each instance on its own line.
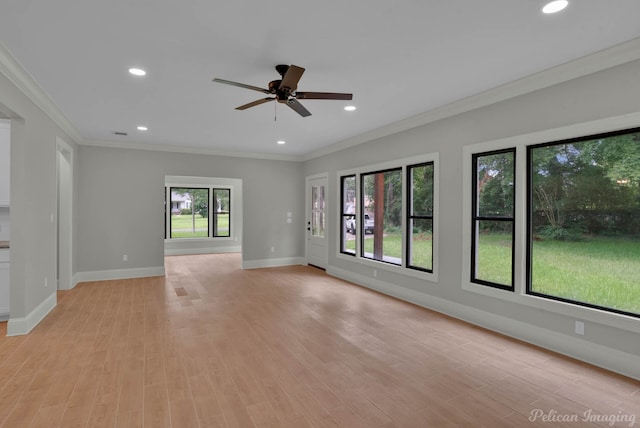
164, 237, 234, 242
337, 252, 438, 283
461, 279, 640, 334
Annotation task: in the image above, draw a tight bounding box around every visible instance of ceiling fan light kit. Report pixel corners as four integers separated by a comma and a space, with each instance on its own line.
213, 64, 353, 118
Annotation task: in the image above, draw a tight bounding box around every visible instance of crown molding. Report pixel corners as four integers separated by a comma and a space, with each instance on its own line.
82, 138, 304, 162
0, 41, 82, 144
2, 36, 640, 163
302, 36, 640, 162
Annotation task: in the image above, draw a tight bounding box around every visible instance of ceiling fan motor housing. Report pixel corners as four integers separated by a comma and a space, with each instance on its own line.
269, 80, 292, 102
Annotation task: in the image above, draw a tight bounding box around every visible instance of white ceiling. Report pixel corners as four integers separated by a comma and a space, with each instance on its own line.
1, 1, 640, 158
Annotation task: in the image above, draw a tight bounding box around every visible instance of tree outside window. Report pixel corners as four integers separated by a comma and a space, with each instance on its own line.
471, 149, 515, 289
528, 129, 640, 316
408, 163, 434, 272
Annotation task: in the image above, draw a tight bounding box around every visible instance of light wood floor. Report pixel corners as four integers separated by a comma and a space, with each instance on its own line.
0, 253, 638, 427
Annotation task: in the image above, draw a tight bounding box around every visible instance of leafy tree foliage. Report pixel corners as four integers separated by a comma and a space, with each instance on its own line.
363, 170, 402, 230
476, 151, 514, 233
530, 131, 640, 240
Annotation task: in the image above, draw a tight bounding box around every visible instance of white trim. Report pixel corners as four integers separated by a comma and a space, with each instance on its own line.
0, 119, 10, 206
165, 246, 241, 256
0, 41, 82, 144
71, 273, 80, 289
242, 257, 305, 270
6, 291, 57, 336
56, 137, 74, 291
83, 138, 302, 162
461, 112, 640, 334
302, 37, 640, 161
74, 266, 165, 285
328, 266, 640, 381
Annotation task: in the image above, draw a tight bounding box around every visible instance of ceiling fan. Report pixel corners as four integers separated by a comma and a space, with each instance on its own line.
212, 64, 353, 117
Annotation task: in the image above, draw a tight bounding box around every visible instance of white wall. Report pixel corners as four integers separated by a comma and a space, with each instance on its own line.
0, 70, 78, 334
304, 59, 640, 379
76, 145, 305, 277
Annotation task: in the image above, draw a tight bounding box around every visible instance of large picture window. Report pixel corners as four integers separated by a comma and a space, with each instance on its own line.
361, 169, 403, 265
471, 149, 515, 290
407, 163, 434, 272
166, 186, 232, 239
528, 128, 640, 316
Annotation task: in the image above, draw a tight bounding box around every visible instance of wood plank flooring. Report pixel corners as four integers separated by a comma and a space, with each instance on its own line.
0, 253, 638, 427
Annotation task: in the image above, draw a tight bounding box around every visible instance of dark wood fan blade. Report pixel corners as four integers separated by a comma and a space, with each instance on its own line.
295, 92, 353, 100
236, 97, 275, 110
286, 99, 311, 117
213, 78, 271, 94
279, 65, 305, 92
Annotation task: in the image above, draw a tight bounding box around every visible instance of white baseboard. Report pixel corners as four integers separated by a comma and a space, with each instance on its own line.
0, 311, 8, 321
242, 257, 305, 270
7, 291, 57, 336
328, 266, 640, 381
68, 273, 80, 290
164, 246, 241, 256
74, 266, 165, 285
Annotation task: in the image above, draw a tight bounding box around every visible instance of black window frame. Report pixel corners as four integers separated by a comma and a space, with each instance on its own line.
406, 162, 434, 273
471, 148, 516, 291
340, 175, 357, 256
213, 188, 231, 238
169, 187, 210, 239
526, 127, 640, 318
360, 167, 403, 266
167, 186, 233, 240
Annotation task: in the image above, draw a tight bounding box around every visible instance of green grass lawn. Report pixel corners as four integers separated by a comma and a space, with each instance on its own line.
170, 214, 229, 238
347, 230, 640, 315
531, 236, 640, 314
479, 233, 640, 314
344, 233, 433, 269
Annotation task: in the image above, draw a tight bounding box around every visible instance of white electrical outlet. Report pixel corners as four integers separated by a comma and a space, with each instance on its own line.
575, 320, 585, 335
123, 254, 128, 262
44, 277, 48, 287
270, 246, 275, 253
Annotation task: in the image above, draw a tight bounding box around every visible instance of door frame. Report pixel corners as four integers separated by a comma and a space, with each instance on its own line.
56, 137, 74, 290
305, 173, 328, 269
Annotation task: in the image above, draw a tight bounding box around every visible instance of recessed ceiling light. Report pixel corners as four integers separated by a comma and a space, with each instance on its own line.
137, 126, 148, 131
344, 106, 357, 112
277, 140, 286, 145
542, 0, 568, 14
128, 67, 146, 76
